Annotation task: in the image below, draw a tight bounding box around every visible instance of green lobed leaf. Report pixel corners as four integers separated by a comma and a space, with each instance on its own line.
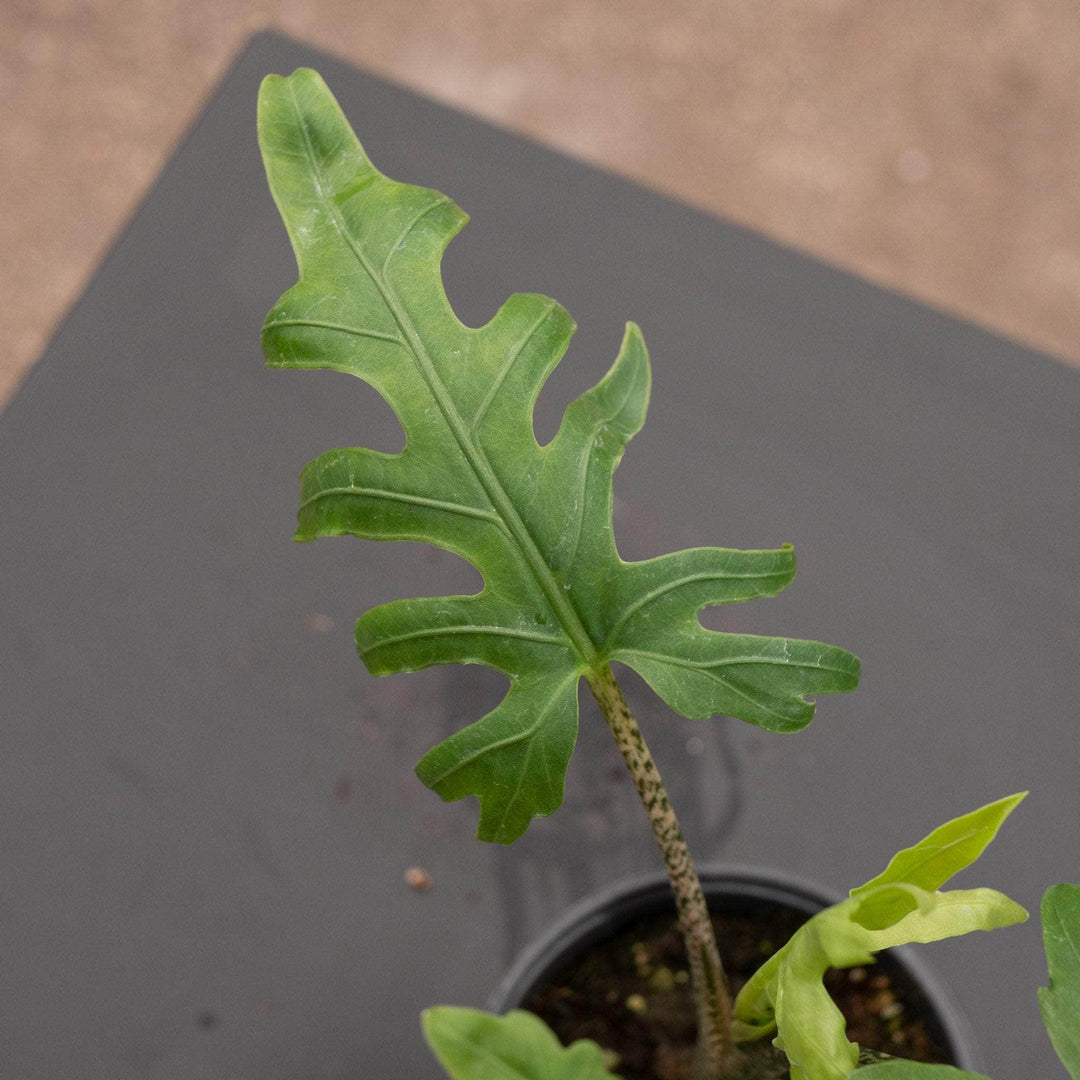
259, 68, 859, 843
733, 797, 1027, 1078
421, 1007, 621, 1080
852, 1064, 992, 1080
1039, 884, 1080, 1079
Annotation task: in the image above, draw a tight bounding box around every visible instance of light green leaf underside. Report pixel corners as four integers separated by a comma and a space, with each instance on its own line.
259, 68, 860, 843
732, 797, 1027, 1080
1039, 884, 1080, 1079
421, 1008, 620, 1080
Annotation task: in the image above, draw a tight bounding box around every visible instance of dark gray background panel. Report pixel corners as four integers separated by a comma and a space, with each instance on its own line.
1, 31, 1077, 1080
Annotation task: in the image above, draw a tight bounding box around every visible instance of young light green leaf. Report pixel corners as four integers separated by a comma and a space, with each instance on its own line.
740, 886, 1024, 1080
770, 918, 862, 1080
852, 1064, 992, 1080
850, 793, 1026, 928
856, 886, 1026, 950
733, 797, 1027, 1072
259, 68, 860, 843
1038, 884, 1080, 1079
421, 1007, 620, 1080
848, 883, 932, 932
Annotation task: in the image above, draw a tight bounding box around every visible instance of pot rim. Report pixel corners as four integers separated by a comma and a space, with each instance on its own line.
487, 862, 981, 1073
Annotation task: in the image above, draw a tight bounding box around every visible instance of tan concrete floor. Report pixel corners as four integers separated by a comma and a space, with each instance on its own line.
3, 1, 1079, 408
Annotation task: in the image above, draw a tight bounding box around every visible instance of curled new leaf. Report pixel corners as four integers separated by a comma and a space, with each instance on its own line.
856, 881, 1080, 1080
733, 796, 1027, 1080
739, 884, 1024, 1080
259, 68, 860, 843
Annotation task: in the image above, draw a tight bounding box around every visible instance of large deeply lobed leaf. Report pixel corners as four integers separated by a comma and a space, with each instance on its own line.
259, 68, 860, 843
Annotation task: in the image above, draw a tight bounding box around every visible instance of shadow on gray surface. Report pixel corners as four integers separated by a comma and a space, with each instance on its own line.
1, 30, 1076, 1080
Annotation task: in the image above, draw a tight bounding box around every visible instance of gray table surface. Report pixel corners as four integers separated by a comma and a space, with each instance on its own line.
2, 30, 1077, 1080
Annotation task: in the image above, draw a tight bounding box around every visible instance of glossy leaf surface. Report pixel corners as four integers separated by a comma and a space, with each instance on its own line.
259, 68, 859, 842
1039, 884, 1080, 1079
421, 1008, 620, 1080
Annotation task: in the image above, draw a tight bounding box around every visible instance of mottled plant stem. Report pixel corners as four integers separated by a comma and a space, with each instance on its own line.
585, 663, 733, 1080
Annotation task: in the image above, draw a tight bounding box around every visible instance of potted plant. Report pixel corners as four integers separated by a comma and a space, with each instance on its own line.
255, 68, 1075, 1080
421, 882, 1080, 1080
482, 861, 992, 1074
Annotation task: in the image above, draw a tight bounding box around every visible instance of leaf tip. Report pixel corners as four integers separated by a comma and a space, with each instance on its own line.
476, 821, 524, 847
259, 65, 324, 90
987, 789, 1028, 823
596, 320, 651, 438
257, 67, 324, 117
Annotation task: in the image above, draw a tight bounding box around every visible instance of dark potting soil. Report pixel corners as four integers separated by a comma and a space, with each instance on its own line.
525, 903, 951, 1080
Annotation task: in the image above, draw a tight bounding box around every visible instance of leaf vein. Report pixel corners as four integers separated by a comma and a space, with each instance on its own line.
490, 673, 577, 833
421, 674, 577, 788
618, 647, 852, 676
562, 353, 641, 574
362, 624, 565, 654
382, 195, 452, 279
615, 647, 839, 722
298, 484, 500, 524
263, 318, 405, 346
427, 1024, 532, 1078
470, 300, 557, 434
606, 566, 792, 645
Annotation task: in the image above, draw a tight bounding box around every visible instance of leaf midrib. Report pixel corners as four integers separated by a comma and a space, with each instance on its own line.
289, 82, 599, 667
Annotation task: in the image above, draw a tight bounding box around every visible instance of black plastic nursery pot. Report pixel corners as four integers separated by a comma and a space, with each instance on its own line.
489, 867, 979, 1080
